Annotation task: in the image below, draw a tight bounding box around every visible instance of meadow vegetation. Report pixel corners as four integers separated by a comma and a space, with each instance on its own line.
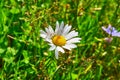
0, 0, 120, 80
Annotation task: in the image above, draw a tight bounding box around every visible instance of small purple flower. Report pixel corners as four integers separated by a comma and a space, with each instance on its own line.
102, 24, 120, 37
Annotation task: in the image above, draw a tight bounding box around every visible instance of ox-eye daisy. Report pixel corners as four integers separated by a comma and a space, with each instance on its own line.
40, 21, 81, 59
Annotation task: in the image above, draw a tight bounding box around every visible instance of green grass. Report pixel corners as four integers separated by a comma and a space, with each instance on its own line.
0, 0, 120, 80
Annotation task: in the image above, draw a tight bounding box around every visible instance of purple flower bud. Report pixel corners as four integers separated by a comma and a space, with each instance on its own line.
104, 37, 113, 43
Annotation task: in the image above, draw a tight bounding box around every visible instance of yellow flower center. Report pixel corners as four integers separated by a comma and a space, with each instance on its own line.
52, 35, 66, 46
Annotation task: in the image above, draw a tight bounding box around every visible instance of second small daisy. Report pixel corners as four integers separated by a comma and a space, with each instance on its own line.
40, 21, 81, 59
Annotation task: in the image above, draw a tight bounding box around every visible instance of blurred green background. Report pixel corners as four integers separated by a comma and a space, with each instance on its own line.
0, 0, 120, 80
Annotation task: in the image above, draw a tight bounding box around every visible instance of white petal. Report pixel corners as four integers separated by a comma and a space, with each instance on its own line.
56, 21, 64, 35
49, 44, 56, 51
56, 46, 65, 53
62, 25, 72, 36
40, 30, 46, 34
55, 49, 59, 59
67, 44, 77, 48
62, 45, 71, 50
45, 27, 50, 34
59, 21, 64, 34
44, 27, 54, 39
40, 30, 47, 38
45, 39, 52, 43
55, 21, 59, 34
48, 25, 54, 34
60, 21, 64, 30
63, 44, 77, 50
40, 34, 46, 38
65, 31, 78, 40
67, 38, 81, 44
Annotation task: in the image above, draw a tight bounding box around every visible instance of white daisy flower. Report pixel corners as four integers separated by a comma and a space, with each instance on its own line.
40, 21, 81, 59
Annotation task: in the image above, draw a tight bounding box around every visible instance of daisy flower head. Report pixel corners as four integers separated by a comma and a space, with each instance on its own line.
102, 24, 120, 37
40, 21, 81, 59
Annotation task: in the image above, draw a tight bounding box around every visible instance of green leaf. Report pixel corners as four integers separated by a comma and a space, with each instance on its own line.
0, 48, 5, 54
72, 73, 78, 79
10, 7, 20, 14
22, 50, 29, 64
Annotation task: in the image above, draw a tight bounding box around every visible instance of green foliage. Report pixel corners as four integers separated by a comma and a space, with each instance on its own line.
0, 0, 120, 80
